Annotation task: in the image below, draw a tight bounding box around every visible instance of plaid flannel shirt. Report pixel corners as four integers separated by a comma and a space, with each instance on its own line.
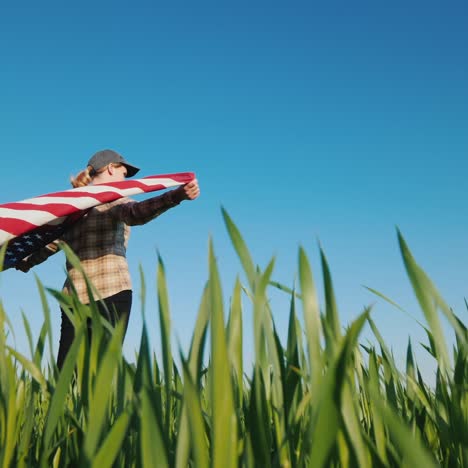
23, 189, 185, 304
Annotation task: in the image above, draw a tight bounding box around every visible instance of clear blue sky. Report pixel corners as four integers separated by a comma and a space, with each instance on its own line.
1, 1, 467, 382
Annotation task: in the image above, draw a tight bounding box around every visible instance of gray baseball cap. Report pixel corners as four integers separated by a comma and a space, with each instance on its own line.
87, 149, 140, 177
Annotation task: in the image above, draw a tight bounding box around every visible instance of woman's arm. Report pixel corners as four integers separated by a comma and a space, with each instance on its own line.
15, 240, 61, 272
107, 179, 200, 226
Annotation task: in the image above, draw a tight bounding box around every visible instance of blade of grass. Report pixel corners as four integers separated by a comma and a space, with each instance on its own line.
208, 238, 238, 468
298, 246, 322, 387
222, 207, 256, 290
397, 230, 450, 372
157, 253, 174, 440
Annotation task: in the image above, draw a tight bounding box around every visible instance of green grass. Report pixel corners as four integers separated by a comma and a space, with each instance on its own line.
0, 210, 466, 467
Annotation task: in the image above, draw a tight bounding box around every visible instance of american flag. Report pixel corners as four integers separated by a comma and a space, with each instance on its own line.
0, 172, 195, 270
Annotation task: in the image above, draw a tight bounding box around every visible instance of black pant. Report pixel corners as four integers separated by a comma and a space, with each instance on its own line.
56, 289, 132, 370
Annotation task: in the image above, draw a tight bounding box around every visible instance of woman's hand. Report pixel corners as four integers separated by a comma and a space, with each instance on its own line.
183, 178, 200, 200
15, 261, 30, 273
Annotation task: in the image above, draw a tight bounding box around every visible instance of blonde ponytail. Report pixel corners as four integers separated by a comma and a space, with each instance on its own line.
70, 165, 94, 188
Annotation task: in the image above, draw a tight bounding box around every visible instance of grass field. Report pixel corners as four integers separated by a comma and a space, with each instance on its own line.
0, 210, 466, 467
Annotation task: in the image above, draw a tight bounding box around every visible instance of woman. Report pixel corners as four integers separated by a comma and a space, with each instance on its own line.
16, 149, 200, 369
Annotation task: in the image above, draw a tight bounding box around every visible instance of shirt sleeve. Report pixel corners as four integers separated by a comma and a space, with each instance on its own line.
20, 240, 61, 269
106, 188, 187, 226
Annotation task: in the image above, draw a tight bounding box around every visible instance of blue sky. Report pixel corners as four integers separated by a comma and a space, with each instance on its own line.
1, 1, 467, 382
